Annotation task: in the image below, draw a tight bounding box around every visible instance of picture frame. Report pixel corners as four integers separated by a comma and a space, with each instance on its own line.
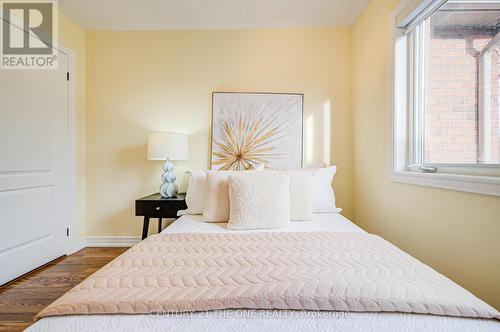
210, 92, 304, 170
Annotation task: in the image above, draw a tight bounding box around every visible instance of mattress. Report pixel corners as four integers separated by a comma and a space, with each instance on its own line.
28, 213, 499, 332
161, 213, 366, 234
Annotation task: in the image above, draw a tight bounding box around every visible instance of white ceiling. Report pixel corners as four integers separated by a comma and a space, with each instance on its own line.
59, 0, 370, 30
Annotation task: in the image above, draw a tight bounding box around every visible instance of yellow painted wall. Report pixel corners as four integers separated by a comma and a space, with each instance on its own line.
85, 28, 353, 236
352, 0, 500, 309
58, 13, 86, 240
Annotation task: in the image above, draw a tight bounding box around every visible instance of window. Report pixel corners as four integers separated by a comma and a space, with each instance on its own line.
392, 0, 500, 196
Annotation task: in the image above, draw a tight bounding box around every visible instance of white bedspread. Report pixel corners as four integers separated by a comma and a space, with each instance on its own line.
26, 310, 500, 332
162, 213, 366, 234
28, 213, 499, 332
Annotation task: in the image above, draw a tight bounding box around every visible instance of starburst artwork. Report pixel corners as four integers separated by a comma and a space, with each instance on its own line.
211, 92, 303, 170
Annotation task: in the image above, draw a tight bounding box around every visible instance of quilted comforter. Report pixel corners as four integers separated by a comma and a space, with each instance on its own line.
36, 232, 499, 320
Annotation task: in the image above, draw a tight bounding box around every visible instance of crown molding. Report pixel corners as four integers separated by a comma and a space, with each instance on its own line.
72, 20, 356, 31
59, 2, 370, 31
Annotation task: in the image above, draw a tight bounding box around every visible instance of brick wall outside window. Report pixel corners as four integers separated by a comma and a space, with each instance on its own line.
424, 31, 500, 164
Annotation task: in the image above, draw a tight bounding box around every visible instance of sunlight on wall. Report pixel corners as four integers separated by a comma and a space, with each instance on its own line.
305, 115, 314, 164
323, 101, 331, 165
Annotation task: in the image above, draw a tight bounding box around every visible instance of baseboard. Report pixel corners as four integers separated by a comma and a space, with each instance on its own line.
85, 236, 141, 247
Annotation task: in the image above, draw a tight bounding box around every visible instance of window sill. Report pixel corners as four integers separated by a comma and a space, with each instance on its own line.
390, 170, 500, 197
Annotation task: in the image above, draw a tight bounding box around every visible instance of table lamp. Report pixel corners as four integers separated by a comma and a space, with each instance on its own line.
147, 132, 189, 198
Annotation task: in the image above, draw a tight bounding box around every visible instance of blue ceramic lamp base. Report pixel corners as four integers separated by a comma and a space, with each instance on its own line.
160, 159, 178, 198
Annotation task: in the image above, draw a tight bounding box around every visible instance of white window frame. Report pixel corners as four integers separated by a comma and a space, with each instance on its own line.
390, 0, 500, 197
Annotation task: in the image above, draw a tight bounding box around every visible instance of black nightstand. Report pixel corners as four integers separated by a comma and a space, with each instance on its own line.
135, 193, 187, 240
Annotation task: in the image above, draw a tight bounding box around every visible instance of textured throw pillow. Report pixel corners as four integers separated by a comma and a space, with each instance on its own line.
288, 171, 313, 220
227, 172, 290, 230
202, 171, 231, 222
181, 170, 207, 215
180, 164, 265, 217
310, 166, 341, 213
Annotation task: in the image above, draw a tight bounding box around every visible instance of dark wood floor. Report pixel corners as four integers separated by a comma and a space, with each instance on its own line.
0, 248, 127, 332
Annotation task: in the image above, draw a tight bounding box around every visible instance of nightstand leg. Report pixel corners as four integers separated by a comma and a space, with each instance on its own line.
142, 217, 150, 240
158, 218, 162, 233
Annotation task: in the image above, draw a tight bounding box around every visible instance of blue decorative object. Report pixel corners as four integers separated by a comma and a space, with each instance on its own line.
160, 159, 178, 197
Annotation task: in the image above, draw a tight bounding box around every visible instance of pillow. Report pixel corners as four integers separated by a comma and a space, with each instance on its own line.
202, 171, 231, 222
202, 164, 265, 221
227, 172, 290, 230
310, 166, 341, 213
180, 163, 265, 217
181, 170, 206, 215
177, 164, 264, 216
288, 171, 313, 220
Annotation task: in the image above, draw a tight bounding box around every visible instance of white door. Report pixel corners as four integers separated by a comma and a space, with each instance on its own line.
0, 25, 70, 285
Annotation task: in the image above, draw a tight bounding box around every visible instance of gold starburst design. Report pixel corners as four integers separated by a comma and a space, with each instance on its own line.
211, 94, 302, 171
213, 117, 283, 170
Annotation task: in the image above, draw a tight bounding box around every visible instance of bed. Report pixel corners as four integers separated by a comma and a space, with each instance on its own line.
27, 213, 499, 332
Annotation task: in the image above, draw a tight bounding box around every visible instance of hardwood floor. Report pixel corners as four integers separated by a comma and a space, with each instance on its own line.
0, 248, 127, 332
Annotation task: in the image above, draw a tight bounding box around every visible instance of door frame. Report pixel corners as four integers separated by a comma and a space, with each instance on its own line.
53, 43, 78, 255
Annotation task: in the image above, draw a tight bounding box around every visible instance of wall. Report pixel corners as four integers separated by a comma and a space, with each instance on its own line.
86, 28, 353, 236
352, 0, 500, 309
58, 13, 86, 241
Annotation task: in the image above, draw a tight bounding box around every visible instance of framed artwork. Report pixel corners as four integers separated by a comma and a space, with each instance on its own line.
211, 92, 303, 170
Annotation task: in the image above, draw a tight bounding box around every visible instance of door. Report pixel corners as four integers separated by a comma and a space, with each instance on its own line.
0, 23, 70, 285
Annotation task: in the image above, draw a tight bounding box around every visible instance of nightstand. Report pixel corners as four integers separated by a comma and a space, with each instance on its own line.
135, 193, 187, 240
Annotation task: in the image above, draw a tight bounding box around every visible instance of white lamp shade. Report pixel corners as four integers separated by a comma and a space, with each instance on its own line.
147, 132, 189, 161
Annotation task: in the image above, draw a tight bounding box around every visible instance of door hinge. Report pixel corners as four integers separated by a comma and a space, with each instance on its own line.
66, 72, 70, 81
66, 227, 70, 237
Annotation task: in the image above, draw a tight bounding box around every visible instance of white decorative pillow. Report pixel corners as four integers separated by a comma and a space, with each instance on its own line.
181, 170, 206, 215
180, 164, 265, 217
202, 171, 231, 222
288, 171, 313, 220
310, 166, 341, 213
227, 172, 290, 230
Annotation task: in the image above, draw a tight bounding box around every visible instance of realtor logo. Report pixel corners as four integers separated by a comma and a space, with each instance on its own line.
1, 0, 58, 69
